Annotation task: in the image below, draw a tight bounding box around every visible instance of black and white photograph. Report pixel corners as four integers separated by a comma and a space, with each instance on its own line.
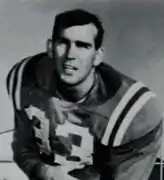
0, 0, 164, 180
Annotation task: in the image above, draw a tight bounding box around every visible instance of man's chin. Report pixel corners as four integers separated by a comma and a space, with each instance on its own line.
60, 75, 81, 86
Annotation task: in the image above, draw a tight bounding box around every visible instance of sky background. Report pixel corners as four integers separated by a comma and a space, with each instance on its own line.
0, 0, 164, 164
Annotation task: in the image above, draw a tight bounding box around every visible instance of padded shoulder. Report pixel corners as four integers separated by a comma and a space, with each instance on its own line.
123, 93, 163, 143
97, 63, 136, 99
6, 52, 48, 110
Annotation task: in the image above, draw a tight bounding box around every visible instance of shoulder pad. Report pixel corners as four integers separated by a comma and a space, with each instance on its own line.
101, 81, 159, 147
6, 56, 33, 110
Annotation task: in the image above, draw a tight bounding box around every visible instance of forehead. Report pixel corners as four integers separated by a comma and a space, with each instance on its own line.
60, 23, 98, 43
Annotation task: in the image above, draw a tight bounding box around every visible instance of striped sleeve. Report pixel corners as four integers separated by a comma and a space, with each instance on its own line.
6, 63, 18, 96
97, 81, 163, 180
6, 57, 32, 110
112, 95, 163, 180
101, 81, 162, 147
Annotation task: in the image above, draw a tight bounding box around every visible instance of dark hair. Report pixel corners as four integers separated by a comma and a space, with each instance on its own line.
52, 9, 104, 50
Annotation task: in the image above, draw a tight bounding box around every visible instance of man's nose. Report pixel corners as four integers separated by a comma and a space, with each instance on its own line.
66, 43, 76, 60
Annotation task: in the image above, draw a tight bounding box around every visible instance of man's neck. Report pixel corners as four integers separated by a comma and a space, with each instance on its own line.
57, 69, 96, 103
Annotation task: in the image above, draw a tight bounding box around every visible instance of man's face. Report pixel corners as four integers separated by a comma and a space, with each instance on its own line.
52, 23, 99, 85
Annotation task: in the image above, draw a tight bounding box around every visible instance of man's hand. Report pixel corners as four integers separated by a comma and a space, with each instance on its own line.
45, 97, 72, 125
40, 162, 85, 180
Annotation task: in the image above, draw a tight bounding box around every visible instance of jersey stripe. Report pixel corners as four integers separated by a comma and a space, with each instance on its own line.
6, 64, 18, 95
14, 57, 31, 110
9, 57, 31, 110
11, 62, 22, 110
109, 87, 149, 146
101, 81, 146, 146
8, 65, 18, 98
6, 64, 19, 110
113, 91, 156, 146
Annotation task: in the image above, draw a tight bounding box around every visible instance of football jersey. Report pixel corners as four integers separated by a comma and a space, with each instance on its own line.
6, 52, 163, 180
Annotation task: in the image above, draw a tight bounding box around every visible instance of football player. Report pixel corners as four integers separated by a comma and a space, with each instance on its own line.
6, 9, 163, 180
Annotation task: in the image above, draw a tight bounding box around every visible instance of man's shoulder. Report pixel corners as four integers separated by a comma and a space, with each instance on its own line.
98, 62, 136, 84
118, 81, 163, 145
6, 52, 50, 91
6, 52, 53, 110
97, 63, 163, 145
97, 63, 136, 99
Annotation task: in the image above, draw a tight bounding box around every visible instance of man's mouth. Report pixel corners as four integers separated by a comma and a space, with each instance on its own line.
63, 65, 78, 71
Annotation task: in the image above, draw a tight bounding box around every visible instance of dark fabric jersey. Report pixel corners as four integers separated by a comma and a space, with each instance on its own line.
6, 53, 163, 180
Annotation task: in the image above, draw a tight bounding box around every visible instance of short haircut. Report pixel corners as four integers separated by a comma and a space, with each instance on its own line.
52, 9, 104, 50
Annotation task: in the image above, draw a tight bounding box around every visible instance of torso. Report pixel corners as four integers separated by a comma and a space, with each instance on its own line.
7, 53, 161, 180
22, 56, 133, 165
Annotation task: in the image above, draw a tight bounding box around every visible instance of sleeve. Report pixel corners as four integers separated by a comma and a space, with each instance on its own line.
6, 60, 46, 179
12, 110, 45, 179
110, 94, 163, 180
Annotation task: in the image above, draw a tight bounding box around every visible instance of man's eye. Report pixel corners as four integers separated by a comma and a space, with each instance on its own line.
57, 38, 68, 45
76, 42, 91, 49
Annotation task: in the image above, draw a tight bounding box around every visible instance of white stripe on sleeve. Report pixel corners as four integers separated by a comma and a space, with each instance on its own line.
15, 57, 31, 110
8, 66, 17, 97
101, 81, 146, 146
113, 91, 156, 146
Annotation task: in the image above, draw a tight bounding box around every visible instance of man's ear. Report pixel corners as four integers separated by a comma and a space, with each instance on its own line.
93, 47, 104, 67
46, 38, 53, 58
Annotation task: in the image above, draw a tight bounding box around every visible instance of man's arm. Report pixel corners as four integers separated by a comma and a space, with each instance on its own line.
12, 102, 85, 180
113, 122, 162, 180
111, 94, 163, 180
6, 62, 84, 180
12, 109, 46, 179
6, 61, 47, 179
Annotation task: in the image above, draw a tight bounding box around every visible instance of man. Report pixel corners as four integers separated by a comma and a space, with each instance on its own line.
6, 9, 163, 180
